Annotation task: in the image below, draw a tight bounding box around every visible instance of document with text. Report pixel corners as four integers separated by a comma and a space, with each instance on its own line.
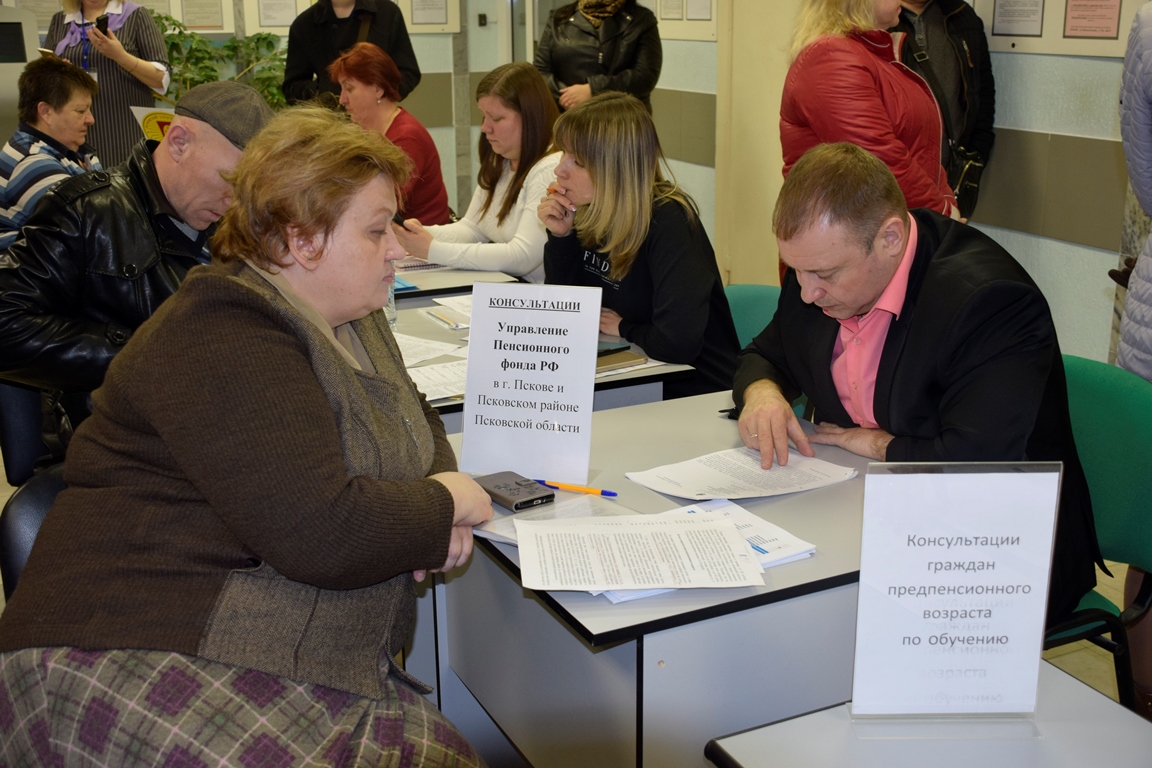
514, 513, 765, 591
626, 447, 857, 500
395, 333, 462, 367
475, 494, 638, 545
406, 360, 468, 401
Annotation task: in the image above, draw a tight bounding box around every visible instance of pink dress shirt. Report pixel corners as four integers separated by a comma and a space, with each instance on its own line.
829, 217, 919, 428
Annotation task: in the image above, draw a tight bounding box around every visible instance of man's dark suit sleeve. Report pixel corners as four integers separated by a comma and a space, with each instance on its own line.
0, 198, 123, 393
884, 280, 1054, 462
732, 316, 802, 411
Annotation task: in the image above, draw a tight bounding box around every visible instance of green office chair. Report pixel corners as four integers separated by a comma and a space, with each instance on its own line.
724, 283, 781, 348
1042, 355, 1152, 712
724, 283, 809, 420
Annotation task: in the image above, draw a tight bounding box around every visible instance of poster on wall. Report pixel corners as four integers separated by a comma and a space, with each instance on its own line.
183, 0, 223, 28
661, 0, 683, 20
977, 0, 1140, 55
257, 0, 295, 27
412, 0, 447, 25
12, 0, 62, 31
993, 0, 1045, 36
686, 0, 710, 20
136, 0, 172, 16
1064, 0, 1122, 38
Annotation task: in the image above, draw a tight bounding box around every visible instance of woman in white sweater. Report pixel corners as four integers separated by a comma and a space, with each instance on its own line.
396, 62, 559, 283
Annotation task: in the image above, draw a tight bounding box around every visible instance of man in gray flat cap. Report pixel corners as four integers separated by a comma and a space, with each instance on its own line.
0, 81, 273, 435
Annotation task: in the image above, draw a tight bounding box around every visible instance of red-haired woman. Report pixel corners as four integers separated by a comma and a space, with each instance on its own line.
329, 42, 451, 225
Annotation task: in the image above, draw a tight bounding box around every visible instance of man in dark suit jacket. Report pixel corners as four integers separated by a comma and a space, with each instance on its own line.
733, 143, 1101, 625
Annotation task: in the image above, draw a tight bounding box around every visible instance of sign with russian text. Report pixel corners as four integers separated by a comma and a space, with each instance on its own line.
851, 464, 1061, 716
460, 283, 601, 484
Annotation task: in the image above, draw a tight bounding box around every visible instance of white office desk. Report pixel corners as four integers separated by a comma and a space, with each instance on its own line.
394, 267, 517, 308
394, 306, 694, 433
705, 662, 1152, 768
439, 391, 870, 768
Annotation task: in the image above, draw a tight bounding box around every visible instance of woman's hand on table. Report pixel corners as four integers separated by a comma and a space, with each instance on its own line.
599, 308, 622, 336
419, 472, 494, 581
414, 526, 476, 582
538, 183, 576, 237
395, 219, 433, 260
430, 471, 493, 527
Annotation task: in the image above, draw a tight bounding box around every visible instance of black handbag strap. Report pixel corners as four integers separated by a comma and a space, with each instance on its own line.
900, 31, 957, 148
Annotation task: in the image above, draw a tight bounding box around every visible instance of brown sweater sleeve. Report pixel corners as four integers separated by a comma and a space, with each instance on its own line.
108, 273, 455, 590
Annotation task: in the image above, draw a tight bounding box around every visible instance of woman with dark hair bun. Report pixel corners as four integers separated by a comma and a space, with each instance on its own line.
330, 42, 451, 225
395, 62, 560, 283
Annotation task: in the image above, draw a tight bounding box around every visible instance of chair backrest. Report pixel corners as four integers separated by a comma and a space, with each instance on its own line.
725, 283, 782, 348
1063, 355, 1152, 573
0, 462, 66, 600
0, 382, 46, 487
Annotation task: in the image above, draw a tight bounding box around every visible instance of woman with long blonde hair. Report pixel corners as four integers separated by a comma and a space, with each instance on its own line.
781, 0, 957, 217
539, 92, 739, 398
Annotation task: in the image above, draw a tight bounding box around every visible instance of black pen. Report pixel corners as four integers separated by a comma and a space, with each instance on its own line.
392, 212, 411, 232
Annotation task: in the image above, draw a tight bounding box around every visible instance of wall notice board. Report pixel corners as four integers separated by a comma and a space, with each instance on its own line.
242, 0, 458, 37
7, 0, 235, 33
973, 0, 1143, 57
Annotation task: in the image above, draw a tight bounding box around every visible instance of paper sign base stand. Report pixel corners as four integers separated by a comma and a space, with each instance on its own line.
846, 708, 1039, 740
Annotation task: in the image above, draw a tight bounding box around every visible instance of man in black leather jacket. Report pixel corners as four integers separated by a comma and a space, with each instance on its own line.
534, 0, 662, 112
891, 0, 995, 216
0, 81, 272, 417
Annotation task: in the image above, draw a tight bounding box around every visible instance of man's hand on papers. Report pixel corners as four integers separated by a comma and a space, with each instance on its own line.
738, 380, 814, 469
810, 423, 894, 461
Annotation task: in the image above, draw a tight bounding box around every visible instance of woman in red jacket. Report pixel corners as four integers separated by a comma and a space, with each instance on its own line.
781, 0, 958, 219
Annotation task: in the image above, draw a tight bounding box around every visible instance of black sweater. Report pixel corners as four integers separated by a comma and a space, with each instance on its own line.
544, 200, 739, 398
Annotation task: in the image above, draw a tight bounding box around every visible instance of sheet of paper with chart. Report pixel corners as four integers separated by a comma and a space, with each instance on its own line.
626, 447, 857, 500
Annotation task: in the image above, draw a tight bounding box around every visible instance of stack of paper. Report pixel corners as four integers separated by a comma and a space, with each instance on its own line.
394, 333, 462, 367
499, 498, 815, 601
626, 447, 857, 500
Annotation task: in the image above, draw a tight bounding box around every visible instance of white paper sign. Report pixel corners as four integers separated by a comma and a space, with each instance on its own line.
460, 283, 601, 483
851, 464, 1061, 716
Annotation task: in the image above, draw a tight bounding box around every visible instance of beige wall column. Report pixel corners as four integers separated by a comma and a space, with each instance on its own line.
715, 0, 800, 286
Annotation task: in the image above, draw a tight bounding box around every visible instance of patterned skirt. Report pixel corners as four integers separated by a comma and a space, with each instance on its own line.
0, 647, 485, 767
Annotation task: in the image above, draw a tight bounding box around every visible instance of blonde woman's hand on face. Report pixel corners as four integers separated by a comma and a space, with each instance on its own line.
599, 308, 622, 336
538, 183, 576, 237
429, 471, 494, 528
394, 218, 433, 260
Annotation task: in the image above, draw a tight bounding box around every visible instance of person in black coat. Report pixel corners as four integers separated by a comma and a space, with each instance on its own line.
283, 0, 420, 104
733, 143, 1102, 627
890, 0, 994, 218
534, 0, 662, 111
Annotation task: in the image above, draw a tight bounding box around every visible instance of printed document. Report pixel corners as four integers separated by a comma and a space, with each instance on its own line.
626, 447, 856, 500
475, 495, 637, 545
395, 333, 461, 367
407, 360, 468, 401
514, 514, 765, 591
